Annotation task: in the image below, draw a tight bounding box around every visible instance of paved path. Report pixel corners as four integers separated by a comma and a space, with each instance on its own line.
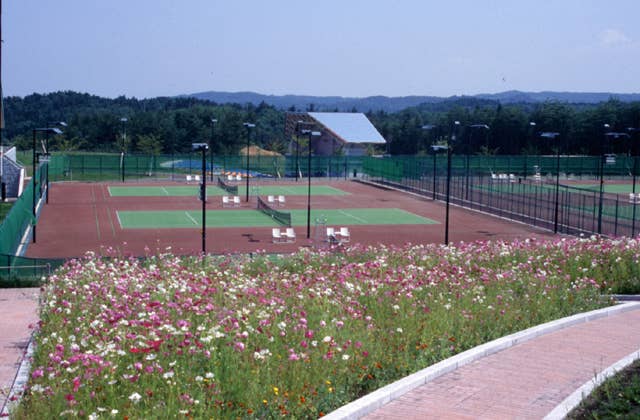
364, 307, 640, 419
0, 288, 39, 412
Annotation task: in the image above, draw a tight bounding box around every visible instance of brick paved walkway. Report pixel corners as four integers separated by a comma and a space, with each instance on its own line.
0, 288, 39, 412
364, 307, 640, 419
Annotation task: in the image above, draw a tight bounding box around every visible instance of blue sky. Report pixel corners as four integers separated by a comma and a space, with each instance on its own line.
3, 0, 640, 98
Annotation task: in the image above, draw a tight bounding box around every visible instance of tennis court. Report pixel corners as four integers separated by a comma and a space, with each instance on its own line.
108, 184, 349, 197
117, 208, 437, 229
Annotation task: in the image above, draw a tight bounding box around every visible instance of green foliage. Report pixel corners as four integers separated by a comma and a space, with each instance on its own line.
4, 91, 640, 158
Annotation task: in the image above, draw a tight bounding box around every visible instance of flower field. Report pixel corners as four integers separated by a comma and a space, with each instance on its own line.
11, 236, 640, 418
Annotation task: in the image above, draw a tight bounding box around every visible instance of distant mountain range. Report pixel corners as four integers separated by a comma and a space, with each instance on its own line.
187, 90, 640, 113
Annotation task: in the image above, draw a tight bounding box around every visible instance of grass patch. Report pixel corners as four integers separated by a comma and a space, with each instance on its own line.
11, 236, 640, 418
567, 358, 640, 419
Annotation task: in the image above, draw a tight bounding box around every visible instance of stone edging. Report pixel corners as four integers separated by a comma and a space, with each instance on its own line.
324, 301, 640, 420
543, 348, 640, 419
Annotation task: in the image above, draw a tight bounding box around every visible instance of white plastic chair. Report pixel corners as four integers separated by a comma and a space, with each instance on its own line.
194, 175, 201, 182
222, 196, 230, 207
277, 195, 286, 207
285, 227, 296, 243
236, 174, 242, 181
186, 175, 193, 182
267, 195, 276, 204
339, 227, 350, 242
233, 196, 241, 207
227, 174, 234, 181
272, 228, 283, 243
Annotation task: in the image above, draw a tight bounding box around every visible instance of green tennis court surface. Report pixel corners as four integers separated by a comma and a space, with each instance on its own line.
562, 184, 640, 194
117, 208, 437, 228
108, 185, 348, 197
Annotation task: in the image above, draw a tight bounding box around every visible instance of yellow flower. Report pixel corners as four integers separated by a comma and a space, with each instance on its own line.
273, 386, 279, 396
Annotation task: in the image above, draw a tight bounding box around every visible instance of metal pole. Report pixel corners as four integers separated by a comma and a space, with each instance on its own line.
554, 149, 560, 233
445, 146, 451, 245
32, 129, 37, 242
632, 156, 637, 237
246, 133, 250, 202
432, 152, 436, 200
201, 146, 206, 254
597, 153, 604, 234
210, 119, 216, 182
307, 133, 312, 239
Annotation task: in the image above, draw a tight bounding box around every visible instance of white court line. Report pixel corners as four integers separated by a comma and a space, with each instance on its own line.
280, 186, 297, 194
185, 211, 199, 225
116, 211, 123, 228
338, 209, 367, 224
161, 186, 170, 195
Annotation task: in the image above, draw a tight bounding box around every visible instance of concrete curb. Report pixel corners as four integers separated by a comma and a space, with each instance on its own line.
543, 348, 640, 420
324, 301, 640, 420
0, 332, 36, 417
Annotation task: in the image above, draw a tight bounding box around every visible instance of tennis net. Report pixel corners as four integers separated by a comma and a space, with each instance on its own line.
217, 176, 239, 195
257, 196, 292, 227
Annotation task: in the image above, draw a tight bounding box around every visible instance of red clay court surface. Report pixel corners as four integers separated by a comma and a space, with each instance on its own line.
26, 180, 555, 259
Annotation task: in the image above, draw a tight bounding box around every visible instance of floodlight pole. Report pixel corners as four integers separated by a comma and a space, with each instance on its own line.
466, 124, 489, 201
120, 117, 127, 183
210, 118, 217, 181
525, 122, 536, 180
421, 125, 436, 200
201, 146, 207, 254
597, 125, 608, 235
304, 130, 321, 239
628, 127, 640, 237
45, 121, 66, 204
31, 127, 61, 243
445, 121, 460, 245
295, 120, 304, 182
243, 123, 255, 202
541, 132, 561, 233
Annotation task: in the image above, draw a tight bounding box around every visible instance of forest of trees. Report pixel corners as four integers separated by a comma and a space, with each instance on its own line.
4, 91, 640, 157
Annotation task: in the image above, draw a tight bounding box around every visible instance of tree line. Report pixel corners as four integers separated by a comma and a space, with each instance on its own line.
4, 91, 640, 156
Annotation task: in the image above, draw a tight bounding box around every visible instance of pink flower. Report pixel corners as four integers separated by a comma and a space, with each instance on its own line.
32, 368, 44, 379
234, 342, 245, 352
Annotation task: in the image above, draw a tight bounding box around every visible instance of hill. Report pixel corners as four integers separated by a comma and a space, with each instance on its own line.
188, 90, 640, 113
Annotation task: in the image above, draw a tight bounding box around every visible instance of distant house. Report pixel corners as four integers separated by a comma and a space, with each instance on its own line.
285, 112, 386, 157
0, 146, 26, 200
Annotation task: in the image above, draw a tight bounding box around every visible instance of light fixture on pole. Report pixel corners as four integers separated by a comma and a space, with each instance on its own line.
600, 129, 630, 235
120, 117, 128, 183
627, 127, 640, 236
44, 121, 66, 204
466, 124, 490, 201
301, 129, 321, 239
444, 121, 460, 245
210, 118, 217, 181
540, 132, 561, 233
295, 120, 304, 182
421, 124, 437, 199
192, 142, 209, 254
430, 145, 447, 201
31, 127, 62, 243
243, 123, 255, 202
525, 122, 536, 180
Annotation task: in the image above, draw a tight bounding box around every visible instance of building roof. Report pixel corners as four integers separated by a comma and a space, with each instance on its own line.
308, 112, 386, 144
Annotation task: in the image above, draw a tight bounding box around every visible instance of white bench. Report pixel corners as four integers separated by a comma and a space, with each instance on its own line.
277, 195, 286, 207
629, 193, 640, 204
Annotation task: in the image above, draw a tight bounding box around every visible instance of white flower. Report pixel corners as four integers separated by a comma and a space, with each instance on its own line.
205, 372, 215, 379
163, 371, 175, 379
89, 413, 99, 420
396, 327, 403, 333
195, 375, 204, 382
342, 354, 350, 361
128, 392, 142, 403
110, 409, 119, 416
323, 336, 332, 343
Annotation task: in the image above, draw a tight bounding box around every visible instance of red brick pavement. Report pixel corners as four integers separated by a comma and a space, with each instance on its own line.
0, 288, 39, 412
364, 308, 640, 420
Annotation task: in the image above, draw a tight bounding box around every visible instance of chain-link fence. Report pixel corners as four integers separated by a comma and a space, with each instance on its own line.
47, 153, 365, 182
362, 155, 640, 238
